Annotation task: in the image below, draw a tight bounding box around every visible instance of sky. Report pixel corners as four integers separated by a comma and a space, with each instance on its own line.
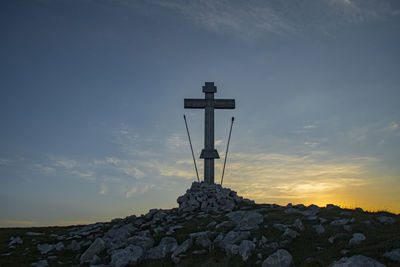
1, 0, 400, 227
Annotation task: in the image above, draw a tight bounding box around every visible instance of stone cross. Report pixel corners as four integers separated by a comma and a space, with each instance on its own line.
184, 82, 235, 184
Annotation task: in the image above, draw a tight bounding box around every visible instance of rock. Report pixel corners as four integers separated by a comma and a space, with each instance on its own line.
192, 249, 207, 255
67, 240, 80, 251
225, 244, 239, 255
37, 244, 54, 254
215, 220, 236, 230
171, 239, 192, 259
293, 218, 304, 231
273, 223, 289, 231
217, 231, 251, 250
332, 255, 385, 267
90, 254, 101, 265
328, 236, 336, 244
9, 236, 23, 247
355, 207, 364, 212
283, 228, 299, 239
262, 249, 293, 267
105, 223, 137, 250
376, 216, 396, 225
55, 242, 64, 251
127, 235, 154, 250
330, 219, 349, 226
349, 233, 366, 246
313, 224, 325, 235
80, 238, 105, 264
26, 232, 43, 236
226, 210, 264, 231
383, 248, 400, 262
30, 259, 49, 267
146, 237, 178, 260
111, 245, 144, 267
238, 240, 256, 261
343, 225, 352, 232
194, 232, 212, 248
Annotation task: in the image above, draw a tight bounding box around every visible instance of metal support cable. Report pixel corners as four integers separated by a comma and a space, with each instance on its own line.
221, 117, 234, 186
183, 114, 200, 182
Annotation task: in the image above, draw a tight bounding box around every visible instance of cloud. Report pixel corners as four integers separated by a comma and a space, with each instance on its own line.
218, 152, 376, 205
99, 183, 108, 195
384, 121, 399, 131
125, 184, 152, 198
0, 158, 12, 166
154, 0, 395, 40
54, 159, 77, 169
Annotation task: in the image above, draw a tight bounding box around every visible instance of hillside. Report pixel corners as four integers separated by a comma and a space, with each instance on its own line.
1, 182, 400, 267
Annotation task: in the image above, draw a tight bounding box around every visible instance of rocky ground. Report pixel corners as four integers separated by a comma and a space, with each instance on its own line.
1, 182, 400, 267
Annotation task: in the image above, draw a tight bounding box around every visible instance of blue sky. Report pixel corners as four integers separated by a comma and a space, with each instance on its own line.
1, 0, 400, 227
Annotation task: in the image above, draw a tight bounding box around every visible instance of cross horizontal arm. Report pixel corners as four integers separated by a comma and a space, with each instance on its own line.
214, 99, 235, 109
184, 99, 206, 109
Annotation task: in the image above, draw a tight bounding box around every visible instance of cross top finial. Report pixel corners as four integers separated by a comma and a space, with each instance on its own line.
202, 82, 217, 93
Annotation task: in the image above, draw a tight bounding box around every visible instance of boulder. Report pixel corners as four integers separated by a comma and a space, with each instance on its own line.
127, 235, 154, 250
330, 219, 349, 226
238, 240, 255, 261
262, 249, 293, 267
226, 210, 264, 231
30, 259, 49, 267
80, 238, 105, 264
383, 248, 400, 262
217, 231, 251, 250
376, 216, 396, 225
293, 218, 304, 231
349, 233, 366, 246
313, 224, 325, 235
111, 245, 144, 267
171, 239, 192, 262
37, 244, 54, 254
146, 237, 178, 260
8, 236, 23, 247
332, 255, 385, 267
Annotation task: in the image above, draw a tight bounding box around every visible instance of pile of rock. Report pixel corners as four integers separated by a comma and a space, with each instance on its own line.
177, 181, 254, 213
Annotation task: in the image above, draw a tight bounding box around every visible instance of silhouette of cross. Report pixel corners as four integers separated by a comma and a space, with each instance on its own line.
184, 82, 235, 184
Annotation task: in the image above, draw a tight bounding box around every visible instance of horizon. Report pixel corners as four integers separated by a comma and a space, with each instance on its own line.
1, 0, 400, 227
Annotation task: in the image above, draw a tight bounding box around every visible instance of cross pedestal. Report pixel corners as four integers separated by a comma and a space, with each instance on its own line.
184, 82, 235, 184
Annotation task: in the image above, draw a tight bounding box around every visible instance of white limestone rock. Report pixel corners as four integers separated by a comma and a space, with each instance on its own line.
313, 224, 325, 235
383, 248, 400, 262
80, 238, 105, 264
376, 216, 396, 225
111, 245, 144, 267
262, 249, 293, 267
226, 210, 264, 231
127, 235, 154, 250
146, 237, 178, 260
55, 242, 64, 251
330, 219, 349, 226
67, 240, 80, 251
349, 233, 366, 246
171, 239, 192, 262
37, 244, 54, 254
238, 240, 256, 261
216, 231, 251, 250
30, 259, 49, 267
9, 236, 23, 247
332, 255, 385, 267
293, 218, 304, 231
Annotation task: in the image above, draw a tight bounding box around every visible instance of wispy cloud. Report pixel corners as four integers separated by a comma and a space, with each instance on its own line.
154, 0, 395, 40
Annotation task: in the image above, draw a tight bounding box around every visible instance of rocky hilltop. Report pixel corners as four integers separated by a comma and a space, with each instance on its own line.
1, 182, 400, 267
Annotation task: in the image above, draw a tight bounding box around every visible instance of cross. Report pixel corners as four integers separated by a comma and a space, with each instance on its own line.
184, 82, 235, 184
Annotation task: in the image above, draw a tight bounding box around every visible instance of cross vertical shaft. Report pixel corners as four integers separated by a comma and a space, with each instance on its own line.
184, 82, 235, 184
204, 90, 215, 184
